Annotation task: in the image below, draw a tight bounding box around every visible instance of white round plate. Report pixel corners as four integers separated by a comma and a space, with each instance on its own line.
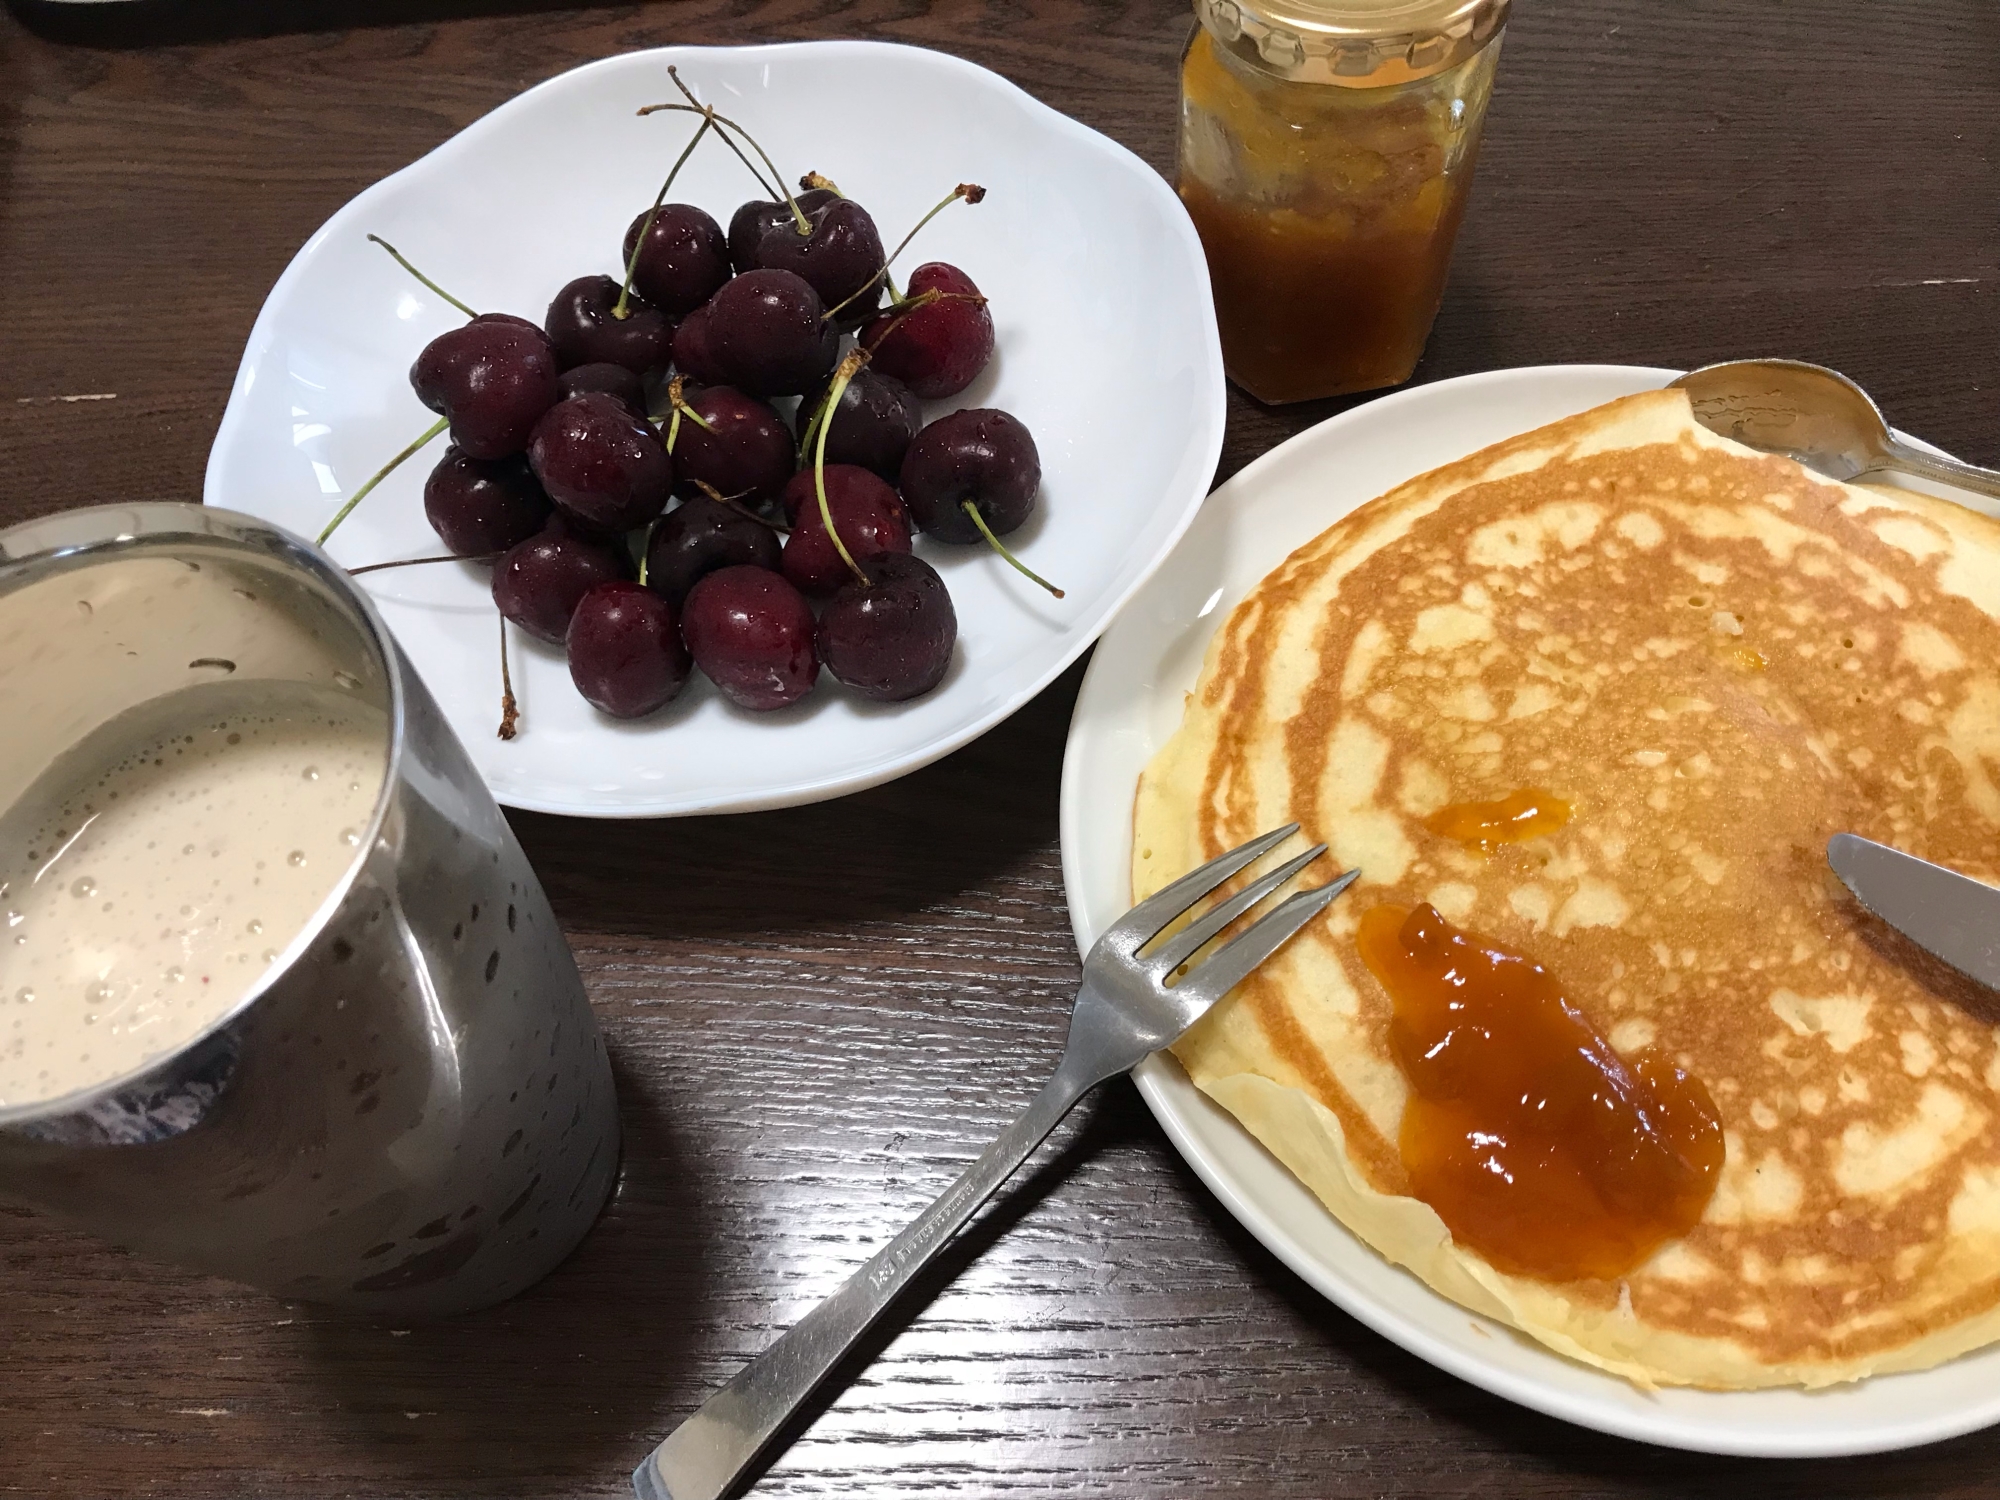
1059, 363, 2000, 1457
207, 42, 1224, 817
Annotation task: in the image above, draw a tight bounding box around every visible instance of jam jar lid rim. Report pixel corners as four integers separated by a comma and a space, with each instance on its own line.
1194, 0, 1509, 87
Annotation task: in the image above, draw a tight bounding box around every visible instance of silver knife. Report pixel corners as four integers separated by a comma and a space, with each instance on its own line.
1827, 833, 2000, 989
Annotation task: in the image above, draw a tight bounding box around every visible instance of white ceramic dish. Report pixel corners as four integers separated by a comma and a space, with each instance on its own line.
1059, 363, 2000, 1457
207, 42, 1224, 817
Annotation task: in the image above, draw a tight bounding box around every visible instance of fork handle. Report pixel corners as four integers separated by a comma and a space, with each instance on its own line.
633, 1055, 1099, 1500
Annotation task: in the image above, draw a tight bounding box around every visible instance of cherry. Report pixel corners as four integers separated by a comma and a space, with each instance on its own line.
557, 362, 649, 422
730, 186, 886, 328
671, 301, 730, 385
527, 392, 672, 535
423, 447, 553, 556
491, 515, 632, 645
644, 495, 781, 607
862, 263, 994, 399
778, 464, 912, 597
707, 269, 840, 397
800, 364, 921, 481
682, 565, 819, 711
410, 314, 561, 460
668, 385, 795, 509
899, 408, 1040, 542
544, 275, 674, 374
818, 552, 957, 702
624, 205, 732, 317
566, 580, 692, 718
726, 197, 796, 276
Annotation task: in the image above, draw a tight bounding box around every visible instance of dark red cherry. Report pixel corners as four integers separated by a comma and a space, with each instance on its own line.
899, 408, 1040, 543
861, 263, 994, 400
623, 205, 732, 317
726, 198, 794, 275
817, 551, 957, 702
527, 392, 672, 535
779, 464, 912, 597
801, 365, 921, 481
707, 269, 840, 398
544, 275, 673, 375
644, 495, 781, 607
732, 188, 886, 327
410, 315, 561, 460
557, 362, 649, 422
423, 447, 552, 556
671, 301, 729, 386
566, 580, 691, 718
681, 565, 819, 711
491, 515, 633, 645
668, 386, 794, 509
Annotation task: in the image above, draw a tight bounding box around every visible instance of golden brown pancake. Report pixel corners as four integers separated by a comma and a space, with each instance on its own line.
1133, 388, 2000, 1388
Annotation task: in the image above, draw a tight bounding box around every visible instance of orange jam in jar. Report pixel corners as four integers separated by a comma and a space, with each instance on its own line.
1357, 903, 1724, 1282
1178, 0, 1506, 403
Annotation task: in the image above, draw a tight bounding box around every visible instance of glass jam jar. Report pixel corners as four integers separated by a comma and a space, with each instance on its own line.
1178, 0, 1508, 403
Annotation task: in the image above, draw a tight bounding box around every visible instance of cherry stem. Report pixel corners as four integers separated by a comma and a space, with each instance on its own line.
660, 66, 779, 197
639, 97, 773, 196
655, 375, 715, 452
794, 388, 828, 464
616, 109, 716, 321
349, 551, 498, 576
317, 415, 449, 546
886, 183, 984, 272
963, 502, 1063, 598
800, 171, 840, 195
637, 519, 656, 587
652, 70, 810, 235
861, 288, 936, 347
497, 614, 520, 741
859, 287, 989, 351
367, 235, 477, 320
821, 183, 984, 324
813, 348, 872, 587
693, 479, 787, 533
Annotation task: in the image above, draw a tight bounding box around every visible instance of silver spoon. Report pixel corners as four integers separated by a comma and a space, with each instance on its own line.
1670, 358, 2000, 505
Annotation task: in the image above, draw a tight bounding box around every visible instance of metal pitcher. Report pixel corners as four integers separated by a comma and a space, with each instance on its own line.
0, 503, 618, 1317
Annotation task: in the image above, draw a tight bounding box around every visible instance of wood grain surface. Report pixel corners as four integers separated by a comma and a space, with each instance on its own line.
2, 1, 1997, 1496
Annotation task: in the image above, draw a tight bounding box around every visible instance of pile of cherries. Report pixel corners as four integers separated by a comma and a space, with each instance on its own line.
334, 71, 1053, 731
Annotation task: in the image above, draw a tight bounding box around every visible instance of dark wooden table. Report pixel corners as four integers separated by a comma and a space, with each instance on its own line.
3, 1, 1997, 1495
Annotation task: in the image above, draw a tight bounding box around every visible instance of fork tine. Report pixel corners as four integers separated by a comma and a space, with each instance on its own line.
1174, 868, 1360, 1010
1147, 843, 1328, 974
1104, 823, 1300, 950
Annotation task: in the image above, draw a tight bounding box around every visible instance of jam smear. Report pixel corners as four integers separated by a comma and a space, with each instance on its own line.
1357, 903, 1724, 1282
1424, 788, 1572, 854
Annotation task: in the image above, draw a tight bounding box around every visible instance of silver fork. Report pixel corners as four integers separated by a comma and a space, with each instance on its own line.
633, 823, 1357, 1500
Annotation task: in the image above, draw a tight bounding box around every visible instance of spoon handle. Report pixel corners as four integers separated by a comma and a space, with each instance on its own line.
632, 1056, 1097, 1500
1877, 435, 2000, 509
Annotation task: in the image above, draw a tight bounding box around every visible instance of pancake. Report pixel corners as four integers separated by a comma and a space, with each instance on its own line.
1133, 388, 2000, 1389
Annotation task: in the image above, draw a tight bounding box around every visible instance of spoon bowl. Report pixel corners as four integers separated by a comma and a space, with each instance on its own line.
1671, 358, 2000, 507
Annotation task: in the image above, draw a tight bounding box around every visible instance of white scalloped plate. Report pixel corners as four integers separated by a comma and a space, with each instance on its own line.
207, 42, 1224, 817
1060, 363, 2000, 1457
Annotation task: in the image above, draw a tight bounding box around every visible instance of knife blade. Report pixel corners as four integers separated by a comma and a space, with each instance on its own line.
1827, 832, 2000, 990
